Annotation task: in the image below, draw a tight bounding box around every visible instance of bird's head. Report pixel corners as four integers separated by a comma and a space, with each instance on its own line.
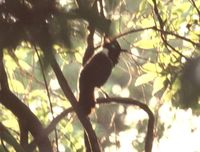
103, 39, 126, 65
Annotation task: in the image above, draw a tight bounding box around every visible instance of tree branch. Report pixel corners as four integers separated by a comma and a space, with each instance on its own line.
189, 0, 200, 21
152, 0, 190, 59
42, 48, 101, 152
0, 122, 26, 152
28, 107, 73, 150
35, 46, 59, 152
82, 24, 95, 65
0, 50, 52, 152
154, 27, 200, 48
29, 96, 154, 152
0, 90, 53, 152
96, 97, 154, 152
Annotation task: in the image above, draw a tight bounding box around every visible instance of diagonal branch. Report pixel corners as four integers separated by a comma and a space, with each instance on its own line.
42, 48, 101, 152
29, 97, 154, 152
0, 122, 26, 152
0, 89, 53, 152
28, 107, 73, 149
0, 50, 52, 152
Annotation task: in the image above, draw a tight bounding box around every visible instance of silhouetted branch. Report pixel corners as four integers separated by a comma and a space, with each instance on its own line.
42, 48, 101, 152
96, 97, 154, 152
28, 107, 73, 149
18, 119, 28, 150
0, 50, 9, 90
31, 97, 154, 152
82, 24, 95, 65
0, 50, 52, 152
114, 26, 156, 40
0, 122, 25, 152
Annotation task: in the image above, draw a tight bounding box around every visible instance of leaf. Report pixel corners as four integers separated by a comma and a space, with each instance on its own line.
75, 52, 82, 63
75, 47, 83, 63
139, 0, 147, 11
142, 62, 162, 73
4, 55, 17, 72
135, 73, 157, 86
159, 53, 171, 65
146, 0, 154, 6
134, 39, 155, 49
152, 76, 166, 95
19, 60, 31, 71
30, 90, 46, 100
161, 78, 180, 101
9, 79, 25, 94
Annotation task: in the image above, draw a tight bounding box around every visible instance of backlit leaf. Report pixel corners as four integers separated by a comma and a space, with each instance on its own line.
152, 76, 166, 95
135, 73, 157, 86
134, 39, 155, 49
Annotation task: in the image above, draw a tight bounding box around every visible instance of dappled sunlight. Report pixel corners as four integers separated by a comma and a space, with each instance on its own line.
120, 88, 130, 97
112, 84, 122, 95
154, 103, 200, 152
158, 103, 175, 125
105, 129, 138, 152
1, 0, 200, 151
125, 107, 148, 125
50, 79, 60, 90
118, 129, 138, 152
112, 84, 130, 97
104, 103, 200, 152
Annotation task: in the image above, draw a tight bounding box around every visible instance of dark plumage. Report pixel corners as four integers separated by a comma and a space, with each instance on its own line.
78, 40, 125, 115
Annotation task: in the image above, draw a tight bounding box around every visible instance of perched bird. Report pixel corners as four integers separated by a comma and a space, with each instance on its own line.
78, 39, 126, 115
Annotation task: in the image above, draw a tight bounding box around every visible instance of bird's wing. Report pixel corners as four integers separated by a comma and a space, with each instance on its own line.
79, 52, 113, 88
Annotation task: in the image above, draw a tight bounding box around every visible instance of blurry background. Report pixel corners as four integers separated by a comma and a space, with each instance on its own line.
1, 0, 200, 152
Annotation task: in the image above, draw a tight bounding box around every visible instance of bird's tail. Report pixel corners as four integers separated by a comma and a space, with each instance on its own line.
78, 91, 95, 115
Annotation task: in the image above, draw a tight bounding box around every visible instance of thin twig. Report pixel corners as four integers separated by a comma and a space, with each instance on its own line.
154, 27, 200, 48
114, 26, 156, 40
189, 0, 200, 21
152, 0, 189, 60
34, 46, 59, 152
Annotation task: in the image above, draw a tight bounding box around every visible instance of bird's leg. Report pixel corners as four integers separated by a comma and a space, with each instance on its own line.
98, 87, 110, 99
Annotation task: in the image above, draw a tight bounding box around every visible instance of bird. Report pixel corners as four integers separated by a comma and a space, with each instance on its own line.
78, 39, 126, 115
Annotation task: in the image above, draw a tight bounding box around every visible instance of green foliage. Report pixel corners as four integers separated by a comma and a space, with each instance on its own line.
1, 0, 200, 151
0, 123, 25, 152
